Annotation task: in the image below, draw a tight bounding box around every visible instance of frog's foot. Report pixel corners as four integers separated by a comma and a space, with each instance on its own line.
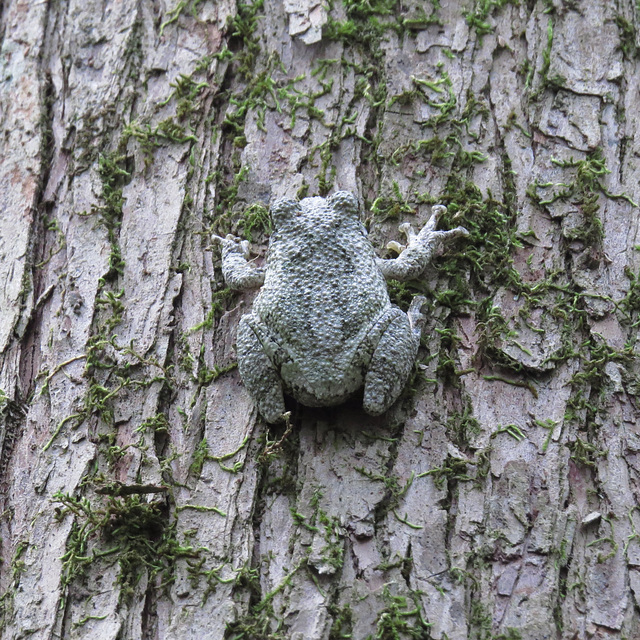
407, 295, 427, 338
392, 205, 447, 250
363, 308, 419, 416
377, 205, 468, 281
406, 205, 468, 248
416, 204, 469, 245
214, 234, 265, 290
237, 315, 286, 423
212, 233, 251, 259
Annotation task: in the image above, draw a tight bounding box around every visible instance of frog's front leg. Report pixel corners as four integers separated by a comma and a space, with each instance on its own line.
236, 314, 287, 423
362, 298, 426, 416
376, 205, 468, 281
213, 234, 265, 290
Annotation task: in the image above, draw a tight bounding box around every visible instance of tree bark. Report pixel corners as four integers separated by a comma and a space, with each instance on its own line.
1, 0, 640, 638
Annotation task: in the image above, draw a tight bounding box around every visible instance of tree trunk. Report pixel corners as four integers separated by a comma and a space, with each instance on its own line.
1, 0, 640, 638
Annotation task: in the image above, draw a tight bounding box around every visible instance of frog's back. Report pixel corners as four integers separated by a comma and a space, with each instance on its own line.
253, 195, 390, 391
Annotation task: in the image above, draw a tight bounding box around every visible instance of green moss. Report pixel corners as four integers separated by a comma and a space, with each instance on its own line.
317, 511, 345, 571
186, 288, 234, 335
240, 203, 272, 242
538, 16, 555, 92
402, 6, 442, 30
123, 118, 197, 167
446, 403, 481, 449
196, 360, 238, 386
316, 138, 340, 196
189, 433, 249, 477
365, 586, 431, 640
464, 0, 518, 39
567, 437, 606, 467
615, 15, 637, 60
53, 491, 198, 604
190, 437, 210, 478
355, 466, 415, 522
587, 516, 618, 563
417, 454, 473, 489
371, 181, 415, 221
9, 541, 27, 583
396, 136, 455, 166
160, 0, 206, 35
386, 278, 432, 312
469, 598, 524, 639
161, 73, 209, 120
437, 176, 519, 291
296, 182, 310, 199
311, 0, 406, 193
528, 149, 629, 245
223, 561, 304, 639
324, 15, 389, 46
92, 153, 130, 280
328, 603, 354, 640
620, 264, 640, 330
475, 299, 525, 373
227, 0, 265, 80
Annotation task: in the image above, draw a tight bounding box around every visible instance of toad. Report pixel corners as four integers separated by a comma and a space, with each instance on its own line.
215, 191, 467, 423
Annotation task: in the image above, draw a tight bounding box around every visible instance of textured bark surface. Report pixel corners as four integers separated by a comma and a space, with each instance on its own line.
1, 1, 640, 638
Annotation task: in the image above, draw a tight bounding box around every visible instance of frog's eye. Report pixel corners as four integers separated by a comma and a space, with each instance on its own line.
328, 191, 359, 218
270, 198, 301, 229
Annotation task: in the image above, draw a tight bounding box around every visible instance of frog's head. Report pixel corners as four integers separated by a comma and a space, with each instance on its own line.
326, 191, 359, 217
271, 198, 302, 231
270, 191, 364, 237
325, 191, 367, 236
303, 194, 358, 231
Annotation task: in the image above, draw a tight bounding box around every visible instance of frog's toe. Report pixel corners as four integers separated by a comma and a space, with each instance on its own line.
431, 204, 447, 219
423, 204, 447, 233
386, 239, 406, 254
407, 295, 427, 337
398, 222, 416, 245
257, 395, 288, 424
440, 225, 469, 239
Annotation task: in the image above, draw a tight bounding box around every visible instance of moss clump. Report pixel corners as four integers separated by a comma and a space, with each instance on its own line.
528, 149, 635, 247
464, 0, 518, 39
53, 491, 198, 603
92, 152, 130, 280
437, 174, 519, 292
123, 118, 197, 167
371, 181, 415, 221
615, 15, 637, 60
240, 203, 271, 242
328, 603, 353, 640
366, 586, 431, 640
324, 0, 399, 47
224, 562, 304, 639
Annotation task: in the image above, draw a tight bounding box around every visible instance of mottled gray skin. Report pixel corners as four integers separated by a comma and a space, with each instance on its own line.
216, 192, 467, 423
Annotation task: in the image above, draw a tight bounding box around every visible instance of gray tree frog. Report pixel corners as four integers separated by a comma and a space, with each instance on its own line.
214, 192, 467, 423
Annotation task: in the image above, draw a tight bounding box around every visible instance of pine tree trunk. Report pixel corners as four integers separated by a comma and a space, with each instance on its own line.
1, 0, 640, 638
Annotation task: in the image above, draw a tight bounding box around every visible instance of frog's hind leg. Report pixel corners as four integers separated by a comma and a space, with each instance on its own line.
362, 305, 423, 416
237, 315, 286, 423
